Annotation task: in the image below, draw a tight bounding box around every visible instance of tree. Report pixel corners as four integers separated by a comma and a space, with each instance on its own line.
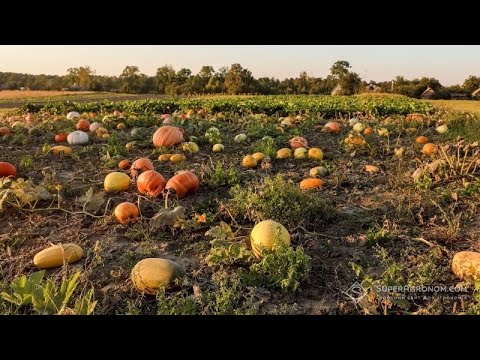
330, 60, 351, 79
66, 66, 95, 90
224, 64, 254, 94
463, 75, 480, 93
120, 66, 142, 93
156, 65, 176, 94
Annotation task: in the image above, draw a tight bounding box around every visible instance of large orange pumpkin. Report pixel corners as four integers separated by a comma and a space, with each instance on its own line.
137, 170, 166, 196
76, 119, 90, 132
0, 162, 17, 177
130, 158, 154, 179
165, 171, 199, 198
114, 202, 140, 224
289, 136, 308, 149
152, 126, 184, 148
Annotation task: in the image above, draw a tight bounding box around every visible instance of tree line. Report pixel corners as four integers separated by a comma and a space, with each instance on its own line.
1, 61, 479, 99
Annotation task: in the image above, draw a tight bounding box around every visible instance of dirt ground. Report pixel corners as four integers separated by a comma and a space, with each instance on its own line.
1, 110, 479, 315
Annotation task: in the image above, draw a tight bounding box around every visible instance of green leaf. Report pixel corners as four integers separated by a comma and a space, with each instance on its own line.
78, 187, 105, 212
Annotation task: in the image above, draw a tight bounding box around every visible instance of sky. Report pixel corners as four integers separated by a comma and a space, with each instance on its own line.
0, 45, 478, 86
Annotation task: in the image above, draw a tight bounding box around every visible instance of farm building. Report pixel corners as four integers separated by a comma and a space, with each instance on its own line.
450, 93, 469, 100
420, 87, 435, 99
363, 83, 383, 93
473, 88, 480, 98
331, 84, 342, 96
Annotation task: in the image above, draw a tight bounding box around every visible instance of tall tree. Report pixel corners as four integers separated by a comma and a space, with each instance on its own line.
463, 75, 480, 93
156, 65, 176, 94
66, 66, 95, 89
120, 66, 142, 93
224, 64, 254, 94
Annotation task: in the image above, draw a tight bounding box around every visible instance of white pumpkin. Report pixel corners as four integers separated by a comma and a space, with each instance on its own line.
66, 111, 80, 120
89, 122, 102, 132
67, 131, 89, 145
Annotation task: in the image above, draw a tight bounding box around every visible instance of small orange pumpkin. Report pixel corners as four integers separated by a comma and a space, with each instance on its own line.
365, 165, 381, 173
54, 133, 68, 142
300, 178, 325, 190
415, 136, 428, 144
76, 119, 90, 132
0, 162, 17, 177
165, 171, 199, 198
322, 122, 342, 134
422, 143, 437, 156
137, 170, 166, 197
289, 136, 308, 149
130, 158, 154, 179
118, 160, 131, 170
152, 126, 184, 148
242, 155, 258, 169
114, 202, 139, 224
363, 127, 373, 136
0, 127, 10, 136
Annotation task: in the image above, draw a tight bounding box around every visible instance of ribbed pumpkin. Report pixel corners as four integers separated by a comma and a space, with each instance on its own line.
322, 122, 342, 133
250, 220, 291, 258
0, 162, 17, 177
137, 170, 166, 196
165, 171, 199, 198
289, 136, 308, 149
67, 131, 89, 145
131, 258, 186, 295
104, 172, 131, 192
0, 127, 10, 136
152, 126, 184, 148
300, 178, 325, 190
76, 119, 90, 132
118, 160, 131, 170
114, 202, 139, 224
33, 243, 83, 269
54, 133, 68, 142
66, 111, 80, 120
130, 158, 154, 179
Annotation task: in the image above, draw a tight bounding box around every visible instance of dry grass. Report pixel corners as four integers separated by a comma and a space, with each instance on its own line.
426, 99, 480, 114
0, 90, 96, 100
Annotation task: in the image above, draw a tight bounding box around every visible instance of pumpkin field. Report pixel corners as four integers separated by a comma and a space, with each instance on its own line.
1, 94, 480, 315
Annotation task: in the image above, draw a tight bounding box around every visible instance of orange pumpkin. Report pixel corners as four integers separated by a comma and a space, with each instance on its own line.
365, 165, 381, 173
322, 122, 342, 134
152, 126, 184, 148
289, 136, 308, 149
76, 119, 90, 132
0, 162, 17, 177
165, 171, 199, 198
54, 133, 68, 142
113, 110, 122, 117
118, 160, 131, 170
25, 114, 34, 122
130, 158, 154, 179
422, 143, 437, 156
415, 136, 428, 144
114, 202, 139, 224
300, 178, 325, 190
137, 170, 166, 196
363, 128, 373, 136
0, 127, 10, 136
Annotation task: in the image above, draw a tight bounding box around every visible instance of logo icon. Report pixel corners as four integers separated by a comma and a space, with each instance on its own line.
345, 282, 366, 304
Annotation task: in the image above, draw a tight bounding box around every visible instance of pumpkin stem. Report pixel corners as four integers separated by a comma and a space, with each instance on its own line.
164, 190, 169, 209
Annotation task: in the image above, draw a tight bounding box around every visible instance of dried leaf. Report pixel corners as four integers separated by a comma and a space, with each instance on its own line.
78, 187, 105, 212
150, 206, 186, 229
205, 221, 234, 241
195, 213, 207, 224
